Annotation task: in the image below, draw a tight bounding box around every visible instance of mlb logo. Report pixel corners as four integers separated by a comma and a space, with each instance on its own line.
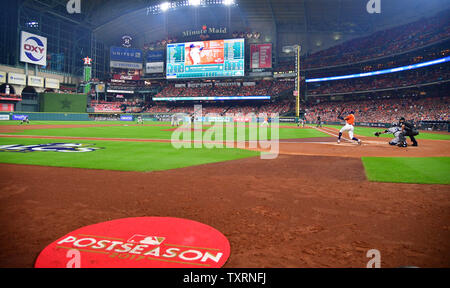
127, 235, 165, 245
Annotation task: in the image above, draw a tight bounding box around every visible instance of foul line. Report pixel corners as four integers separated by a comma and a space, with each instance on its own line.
314, 126, 354, 143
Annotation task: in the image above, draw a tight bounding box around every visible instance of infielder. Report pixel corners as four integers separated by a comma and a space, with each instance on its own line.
20, 116, 30, 125
171, 114, 177, 127
296, 117, 304, 128
337, 111, 361, 145
137, 116, 144, 125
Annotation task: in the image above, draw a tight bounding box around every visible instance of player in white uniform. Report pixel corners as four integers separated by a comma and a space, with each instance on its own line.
260, 116, 269, 127
189, 43, 204, 65
374, 123, 403, 145
337, 111, 361, 144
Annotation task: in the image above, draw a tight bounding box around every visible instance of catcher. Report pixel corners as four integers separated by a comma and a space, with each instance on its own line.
374, 122, 403, 146
374, 118, 419, 147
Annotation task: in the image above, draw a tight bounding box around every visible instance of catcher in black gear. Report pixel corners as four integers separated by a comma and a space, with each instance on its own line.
397, 117, 419, 147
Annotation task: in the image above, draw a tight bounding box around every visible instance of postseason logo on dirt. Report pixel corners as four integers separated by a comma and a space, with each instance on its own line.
34, 217, 230, 268
0, 143, 102, 153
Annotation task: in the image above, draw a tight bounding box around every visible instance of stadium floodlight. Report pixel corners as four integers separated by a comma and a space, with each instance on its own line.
160, 2, 170, 12
223, 0, 234, 6
189, 0, 201, 6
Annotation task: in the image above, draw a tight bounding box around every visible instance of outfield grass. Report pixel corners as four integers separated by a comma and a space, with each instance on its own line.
324, 124, 450, 141
0, 120, 127, 126
2, 122, 330, 141
0, 137, 259, 172
362, 157, 450, 184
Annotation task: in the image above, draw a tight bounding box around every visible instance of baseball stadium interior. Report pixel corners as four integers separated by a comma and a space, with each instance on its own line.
1, 0, 448, 129
0, 0, 449, 272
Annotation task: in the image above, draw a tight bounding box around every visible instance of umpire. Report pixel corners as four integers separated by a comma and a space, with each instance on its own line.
398, 117, 419, 147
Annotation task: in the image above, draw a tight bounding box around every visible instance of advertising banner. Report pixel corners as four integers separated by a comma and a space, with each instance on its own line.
146, 51, 164, 62
95, 83, 105, 93
146, 62, 164, 74
120, 115, 134, 121
110, 47, 143, 63
0, 104, 14, 112
28, 75, 44, 88
0, 114, 10, 120
8, 73, 26, 85
45, 78, 60, 89
20, 31, 47, 66
251, 44, 272, 69
0, 71, 6, 83
12, 114, 28, 120
112, 74, 140, 81
279, 117, 297, 123
110, 61, 143, 70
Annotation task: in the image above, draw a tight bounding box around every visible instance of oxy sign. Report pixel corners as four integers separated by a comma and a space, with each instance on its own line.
20, 31, 47, 66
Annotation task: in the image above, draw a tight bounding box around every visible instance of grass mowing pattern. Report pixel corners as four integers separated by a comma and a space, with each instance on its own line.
4, 123, 330, 141
362, 157, 450, 184
0, 137, 259, 172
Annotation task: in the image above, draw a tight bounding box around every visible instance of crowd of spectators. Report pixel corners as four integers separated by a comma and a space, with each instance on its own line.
90, 92, 448, 125
141, 100, 294, 116
304, 96, 449, 123
154, 80, 296, 98
90, 101, 122, 112
303, 10, 450, 69
307, 65, 449, 95
90, 99, 146, 113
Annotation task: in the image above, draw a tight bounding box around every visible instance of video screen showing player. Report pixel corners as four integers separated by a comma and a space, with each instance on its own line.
185, 40, 224, 66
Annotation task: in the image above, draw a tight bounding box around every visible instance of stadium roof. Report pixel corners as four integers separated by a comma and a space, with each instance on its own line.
21, 0, 449, 46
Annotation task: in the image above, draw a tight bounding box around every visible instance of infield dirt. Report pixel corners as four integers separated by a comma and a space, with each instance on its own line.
0, 124, 449, 267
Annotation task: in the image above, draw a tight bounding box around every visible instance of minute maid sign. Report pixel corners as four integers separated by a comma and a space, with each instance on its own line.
182, 25, 227, 38
20, 31, 47, 66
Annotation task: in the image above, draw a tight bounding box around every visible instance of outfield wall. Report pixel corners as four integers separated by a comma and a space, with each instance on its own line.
0, 112, 90, 121
0, 112, 447, 131
40, 93, 87, 113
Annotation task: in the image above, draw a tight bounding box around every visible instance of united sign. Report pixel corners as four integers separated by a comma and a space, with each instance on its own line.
20, 31, 47, 66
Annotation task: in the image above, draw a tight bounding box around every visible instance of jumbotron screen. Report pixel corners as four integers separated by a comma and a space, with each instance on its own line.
166, 39, 245, 79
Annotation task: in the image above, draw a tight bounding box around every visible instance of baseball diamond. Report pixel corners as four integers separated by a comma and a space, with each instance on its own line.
0, 0, 449, 277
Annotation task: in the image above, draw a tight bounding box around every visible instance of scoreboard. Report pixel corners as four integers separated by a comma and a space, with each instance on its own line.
166, 39, 244, 79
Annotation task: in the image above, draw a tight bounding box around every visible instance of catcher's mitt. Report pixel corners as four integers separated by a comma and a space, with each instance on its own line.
374, 132, 381, 137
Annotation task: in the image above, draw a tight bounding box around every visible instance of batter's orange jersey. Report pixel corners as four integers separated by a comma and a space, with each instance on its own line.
345, 114, 355, 125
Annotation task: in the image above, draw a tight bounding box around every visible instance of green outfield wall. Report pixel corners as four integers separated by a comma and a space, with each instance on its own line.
39, 93, 87, 113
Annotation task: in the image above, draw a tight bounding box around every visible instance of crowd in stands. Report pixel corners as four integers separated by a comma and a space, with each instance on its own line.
90, 99, 146, 113
89, 91, 448, 125
303, 9, 450, 69
140, 100, 294, 116
304, 96, 449, 124
141, 95, 448, 124
90, 101, 122, 112
154, 80, 295, 98
307, 65, 449, 95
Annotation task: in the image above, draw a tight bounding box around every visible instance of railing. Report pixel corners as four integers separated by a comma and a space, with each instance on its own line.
0, 94, 22, 101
